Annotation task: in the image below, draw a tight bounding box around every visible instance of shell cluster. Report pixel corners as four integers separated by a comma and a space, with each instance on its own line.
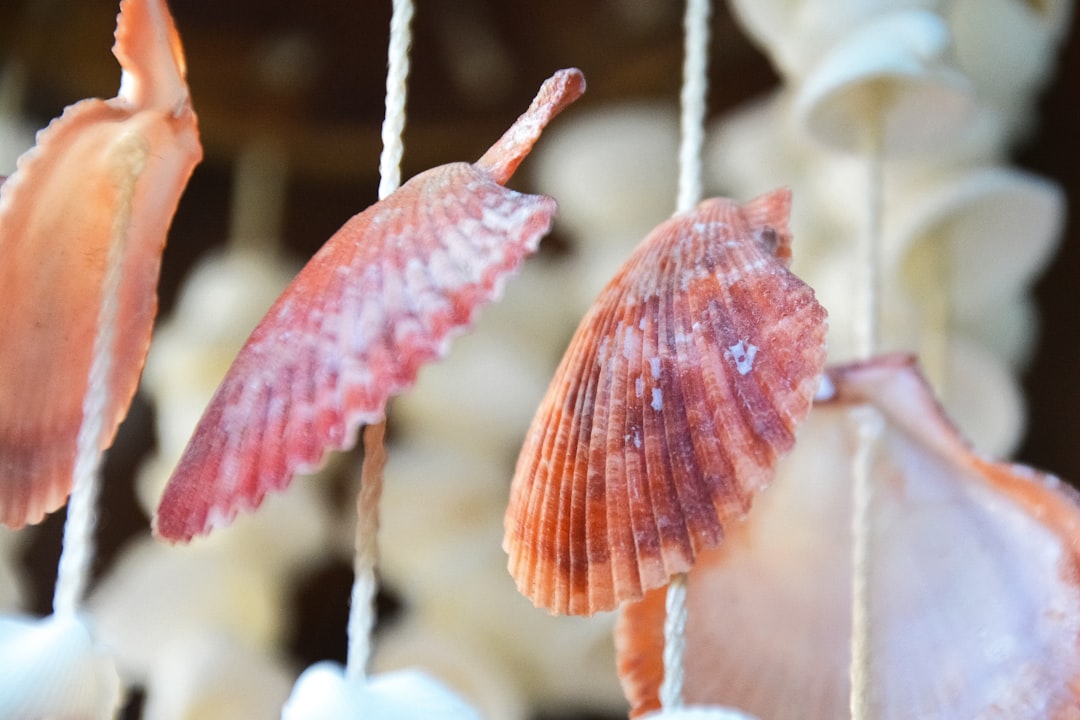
504, 189, 828, 615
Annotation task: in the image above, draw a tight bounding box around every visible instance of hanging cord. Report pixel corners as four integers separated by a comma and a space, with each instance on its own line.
849, 109, 884, 720
345, 0, 413, 682
660, 0, 711, 710
52, 163, 140, 616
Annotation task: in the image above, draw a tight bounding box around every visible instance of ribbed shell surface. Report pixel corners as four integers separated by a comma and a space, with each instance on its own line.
0, 0, 201, 528
155, 164, 556, 541
505, 190, 828, 615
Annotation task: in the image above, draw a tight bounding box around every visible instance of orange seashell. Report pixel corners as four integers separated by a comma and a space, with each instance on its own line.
154, 69, 586, 543
0, 0, 201, 528
616, 354, 1080, 719
504, 189, 829, 615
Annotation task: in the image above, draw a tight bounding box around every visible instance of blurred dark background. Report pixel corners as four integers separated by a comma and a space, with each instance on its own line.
0, 1, 1077, 718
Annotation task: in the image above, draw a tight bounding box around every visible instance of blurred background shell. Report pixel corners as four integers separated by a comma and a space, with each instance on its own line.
0, 1, 1077, 719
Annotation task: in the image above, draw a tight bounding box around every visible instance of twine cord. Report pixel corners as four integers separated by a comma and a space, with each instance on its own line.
662, 0, 712, 708
345, 0, 413, 681
849, 111, 885, 720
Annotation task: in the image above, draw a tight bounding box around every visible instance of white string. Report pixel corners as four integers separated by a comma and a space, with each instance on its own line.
676, 0, 711, 215
378, 0, 414, 202
53, 182, 133, 616
662, 0, 711, 709
849, 112, 884, 720
345, 0, 413, 682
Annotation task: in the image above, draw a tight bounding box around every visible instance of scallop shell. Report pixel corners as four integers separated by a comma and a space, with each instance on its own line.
616, 354, 1080, 719
281, 663, 481, 720
0, 612, 122, 718
504, 189, 828, 616
154, 69, 586, 542
0, 0, 201, 528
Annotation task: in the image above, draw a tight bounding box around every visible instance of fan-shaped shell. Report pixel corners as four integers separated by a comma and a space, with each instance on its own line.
0, 0, 201, 528
504, 189, 828, 616
616, 354, 1080, 719
154, 69, 586, 542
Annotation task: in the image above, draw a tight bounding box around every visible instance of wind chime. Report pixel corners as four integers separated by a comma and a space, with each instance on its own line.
1, 0, 1079, 718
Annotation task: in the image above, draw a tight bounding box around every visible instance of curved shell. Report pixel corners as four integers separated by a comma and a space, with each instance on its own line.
282, 663, 481, 720
0, 0, 201, 528
616, 355, 1080, 719
504, 189, 828, 615
154, 69, 586, 542
0, 612, 122, 718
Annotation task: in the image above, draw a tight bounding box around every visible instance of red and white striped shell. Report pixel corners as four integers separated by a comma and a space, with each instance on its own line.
0, 0, 201, 528
504, 189, 829, 615
616, 354, 1080, 719
154, 69, 586, 542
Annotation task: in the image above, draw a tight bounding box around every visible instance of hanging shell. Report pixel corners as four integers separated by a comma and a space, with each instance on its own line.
281, 663, 481, 720
0, 0, 202, 528
616, 354, 1080, 719
0, 612, 122, 718
504, 189, 828, 615
154, 69, 586, 542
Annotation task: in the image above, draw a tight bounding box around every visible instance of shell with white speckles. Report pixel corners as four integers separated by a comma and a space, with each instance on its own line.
503, 189, 828, 616
154, 69, 586, 543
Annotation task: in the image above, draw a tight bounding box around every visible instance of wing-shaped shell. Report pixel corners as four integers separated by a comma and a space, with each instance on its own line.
504, 189, 828, 615
0, 0, 201, 528
616, 354, 1080, 719
154, 69, 586, 543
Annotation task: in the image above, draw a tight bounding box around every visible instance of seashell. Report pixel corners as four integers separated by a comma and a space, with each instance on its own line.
0, 612, 122, 718
153, 68, 586, 543
0, 0, 201, 528
640, 708, 760, 720
281, 662, 481, 720
140, 632, 293, 720
616, 354, 1080, 719
504, 189, 828, 616
794, 10, 976, 156
887, 166, 1063, 327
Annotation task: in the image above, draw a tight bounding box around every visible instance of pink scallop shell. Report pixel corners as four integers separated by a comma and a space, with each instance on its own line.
504, 189, 828, 615
616, 354, 1080, 719
154, 69, 586, 542
0, 0, 201, 528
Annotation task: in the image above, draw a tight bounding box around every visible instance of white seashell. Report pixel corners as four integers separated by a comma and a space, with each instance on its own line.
794, 10, 976, 156
391, 328, 553, 458
728, 0, 948, 79
141, 632, 292, 720
531, 103, 679, 238
640, 708, 760, 720
281, 663, 481, 720
950, 0, 1074, 139
378, 437, 626, 712
0, 612, 121, 719
885, 166, 1064, 325
373, 621, 528, 720
88, 538, 284, 683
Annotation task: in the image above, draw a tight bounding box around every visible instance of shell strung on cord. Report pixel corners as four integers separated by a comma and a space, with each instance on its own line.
281, 663, 480, 720
504, 189, 828, 616
0, 612, 122, 718
615, 354, 1080, 719
0, 0, 201, 529
154, 69, 587, 543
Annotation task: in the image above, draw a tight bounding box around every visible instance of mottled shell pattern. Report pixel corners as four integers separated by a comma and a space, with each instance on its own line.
155, 69, 586, 542
616, 354, 1080, 719
504, 189, 829, 616
0, 0, 201, 528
